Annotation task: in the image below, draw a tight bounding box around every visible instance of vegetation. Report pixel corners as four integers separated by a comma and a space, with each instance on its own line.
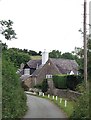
53, 74, 82, 90
1, 20, 27, 119
41, 79, 48, 93
0, 20, 17, 40
70, 83, 89, 119
2, 53, 27, 119
53, 75, 67, 89
66, 75, 83, 90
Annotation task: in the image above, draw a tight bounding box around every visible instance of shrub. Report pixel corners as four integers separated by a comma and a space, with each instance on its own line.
34, 83, 42, 89
2, 55, 27, 118
53, 74, 82, 90
42, 79, 48, 93
66, 75, 82, 90
53, 74, 67, 89
70, 91, 89, 119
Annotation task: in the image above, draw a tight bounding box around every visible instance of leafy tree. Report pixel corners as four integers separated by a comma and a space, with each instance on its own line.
87, 34, 91, 79
49, 50, 61, 58
61, 52, 74, 60
0, 20, 16, 40
29, 50, 38, 56
1, 20, 27, 118
2, 54, 27, 118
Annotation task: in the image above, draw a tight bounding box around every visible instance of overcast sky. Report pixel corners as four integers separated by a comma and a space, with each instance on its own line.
0, 0, 90, 53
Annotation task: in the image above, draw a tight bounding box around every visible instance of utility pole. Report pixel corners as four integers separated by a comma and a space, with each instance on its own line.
83, 0, 87, 89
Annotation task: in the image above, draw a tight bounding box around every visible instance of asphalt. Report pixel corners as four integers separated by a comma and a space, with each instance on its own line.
23, 94, 67, 118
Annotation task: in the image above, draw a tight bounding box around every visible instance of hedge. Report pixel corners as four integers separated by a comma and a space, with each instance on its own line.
53, 75, 67, 89
53, 74, 82, 90
66, 75, 82, 90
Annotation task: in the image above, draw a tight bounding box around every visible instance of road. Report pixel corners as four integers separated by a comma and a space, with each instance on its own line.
23, 94, 67, 118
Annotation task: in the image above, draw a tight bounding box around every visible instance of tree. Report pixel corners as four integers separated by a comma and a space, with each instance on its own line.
61, 52, 74, 60
1, 20, 27, 118
49, 50, 61, 58
42, 79, 48, 93
87, 34, 91, 79
0, 20, 17, 40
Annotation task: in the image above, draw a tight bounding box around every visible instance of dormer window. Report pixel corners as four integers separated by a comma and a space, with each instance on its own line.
24, 68, 30, 75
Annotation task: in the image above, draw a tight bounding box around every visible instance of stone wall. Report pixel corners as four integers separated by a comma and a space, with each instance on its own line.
53, 89, 82, 100
47, 79, 82, 100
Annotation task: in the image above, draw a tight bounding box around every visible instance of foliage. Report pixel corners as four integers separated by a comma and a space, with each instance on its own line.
41, 79, 48, 93
49, 50, 61, 58
87, 34, 91, 79
2, 46, 31, 68
66, 75, 83, 90
61, 52, 74, 60
53, 74, 67, 89
70, 91, 89, 119
73, 34, 91, 80
53, 74, 82, 90
2, 54, 27, 118
0, 20, 17, 40
34, 83, 42, 89
75, 81, 86, 93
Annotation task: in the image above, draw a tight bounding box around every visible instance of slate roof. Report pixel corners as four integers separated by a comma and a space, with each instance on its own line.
27, 59, 42, 68
20, 75, 31, 81
32, 67, 42, 76
31, 58, 78, 76
50, 58, 78, 74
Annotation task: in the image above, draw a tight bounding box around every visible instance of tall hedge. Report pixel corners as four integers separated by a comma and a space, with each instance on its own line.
53, 75, 67, 89
66, 75, 82, 90
2, 55, 27, 119
53, 74, 82, 90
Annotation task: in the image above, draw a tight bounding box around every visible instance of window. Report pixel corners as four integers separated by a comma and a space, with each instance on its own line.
46, 74, 52, 79
24, 68, 30, 75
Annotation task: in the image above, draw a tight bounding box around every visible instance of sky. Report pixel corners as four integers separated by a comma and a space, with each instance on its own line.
0, 0, 90, 53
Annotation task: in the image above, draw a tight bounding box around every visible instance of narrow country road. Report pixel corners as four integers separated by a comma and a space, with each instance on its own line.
23, 94, 67, 118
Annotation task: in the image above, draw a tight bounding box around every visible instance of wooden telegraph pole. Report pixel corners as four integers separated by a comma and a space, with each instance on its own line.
83, 0, 88, 89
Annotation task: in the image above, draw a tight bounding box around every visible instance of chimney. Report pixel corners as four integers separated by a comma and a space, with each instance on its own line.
42, 49, 49, 65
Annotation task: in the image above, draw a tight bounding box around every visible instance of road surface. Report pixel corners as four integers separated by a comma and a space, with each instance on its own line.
23, 94, 67, 118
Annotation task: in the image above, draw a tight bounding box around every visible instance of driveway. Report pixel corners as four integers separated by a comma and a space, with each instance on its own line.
23, 94, 67, 118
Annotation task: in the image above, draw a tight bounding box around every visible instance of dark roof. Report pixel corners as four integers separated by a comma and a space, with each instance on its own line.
27, 59, 42, 68
20, 75, 31, 81
32, 67, 42, 76
31, 58, 78, 76
50, 58, 78, 74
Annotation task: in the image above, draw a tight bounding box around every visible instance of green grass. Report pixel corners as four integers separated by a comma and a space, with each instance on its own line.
31, 56, 41, 60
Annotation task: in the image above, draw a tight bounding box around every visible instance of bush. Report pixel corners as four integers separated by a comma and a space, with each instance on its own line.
34, 83, 42, 89
66, 75, 83, 90
2, 55, 27, 118
53, 74, 82, 90
42, 79, 48, 93
53, 74, 67, 89
70, 91, 89, 119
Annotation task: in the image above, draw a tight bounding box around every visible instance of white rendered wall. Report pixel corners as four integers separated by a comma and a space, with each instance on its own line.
42, 50, 49, 65
24, 68, 30, 75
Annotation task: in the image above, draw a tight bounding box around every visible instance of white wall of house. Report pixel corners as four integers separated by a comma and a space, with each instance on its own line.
42, 49, 49, 65
24, 68, 30, 75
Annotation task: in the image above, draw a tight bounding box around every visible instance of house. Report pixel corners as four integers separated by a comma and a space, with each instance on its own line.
19, 50, 78, 88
